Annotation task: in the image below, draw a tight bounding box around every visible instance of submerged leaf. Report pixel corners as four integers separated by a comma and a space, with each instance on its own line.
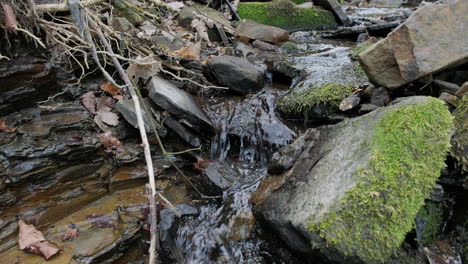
80, 91, 97, 114
86, 214, 114, 228
18, 219, 59, 260
0, 120, 16, 133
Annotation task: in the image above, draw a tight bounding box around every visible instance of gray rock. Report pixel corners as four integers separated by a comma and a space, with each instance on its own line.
204, 56, 265, 94
370, 87, 390, 107
314, 0, 351, 25
256, 96, 452, 263
438, 92, 460, 106
429, 184, 444, 202
268, 129, 320, 175
115, 98, 166, 136
112, 17, 134, 32
358, 103, 379, 114
236, 20, 289, 44
148, 75, 214, 132
198, 162, 239, 195
359, 0, 468, 88
163, 116, 201, 147
252, 40, 278, 52
433, 79, 460, 94
339, 94, 361, 111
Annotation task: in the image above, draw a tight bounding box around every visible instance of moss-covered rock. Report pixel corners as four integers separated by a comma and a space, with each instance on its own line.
238, 0, 337, 31
256, 96, 453, 264
451, 95, 468, 173
277, 83, 353, 119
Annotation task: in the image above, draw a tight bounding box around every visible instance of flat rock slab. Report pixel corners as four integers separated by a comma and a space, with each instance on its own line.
359, 0, 468, 88
236, 20, 289, 44
148, 75, 214, 133
204, 55, 265, 94
115, 98, 165, 135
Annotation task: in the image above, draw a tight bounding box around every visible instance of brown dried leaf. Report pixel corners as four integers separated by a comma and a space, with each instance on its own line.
2, 3, 18, 33
126, 56, 161, 82
96, 107, 119, 126
80, 91, 96, 114
191, 19, 210, 44
97, 96, 116, 111
18, 219, 59, 260
100, 82, 123, 100
97, 132, 126, 153
0, 120, 16, 133
61, 224, 79, 241
170, 41, 201, 60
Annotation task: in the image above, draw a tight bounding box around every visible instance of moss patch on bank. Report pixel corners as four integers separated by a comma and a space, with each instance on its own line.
416, 202, 444, 245
238, 1, 336, 31
307, 98, 453, 263
277, 83, 353, 117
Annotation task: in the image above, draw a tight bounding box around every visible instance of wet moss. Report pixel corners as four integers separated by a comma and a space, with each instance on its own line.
416, 202, 444, 245
351, 41, 375, 60
237, 1, 336, 31
277, 83, 353, 116
307, 98, 453, 263
451, 95, 468, 172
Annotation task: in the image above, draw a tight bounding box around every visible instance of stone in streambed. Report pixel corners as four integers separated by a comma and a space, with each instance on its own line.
148, 75, 214, 133
235, 20, 290, 44
204, 55, 265, 95
115, 98, 166, 136
256, 96, 453, 263
359, 0, 468, 88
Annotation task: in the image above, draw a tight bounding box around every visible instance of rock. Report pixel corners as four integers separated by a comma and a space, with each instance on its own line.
438, 92, 460, 107
268, 129, 320, 175
229, 210, 256, 241
115, 98, 166, 136
433, 79, 460, 94
359, 0, 468, 88
429, 184, 444, 202
235, 20, 289, 44
252, 40, 279, 52
177, 4, 231, 29
256, 96, 453, 263
313, 0, 350, 25
358, 103, 379, 114
163, 117, 201, 147
204, 55, 265, 94
369, 87, 390, 106
147, 75, 214, 132
196, 162, 240, 195
237, 2, 336, 32
455, 81, 468, 98
339, 94, 361, 111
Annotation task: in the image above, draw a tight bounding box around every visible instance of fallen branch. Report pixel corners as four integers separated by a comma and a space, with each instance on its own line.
35, 0, 105, 12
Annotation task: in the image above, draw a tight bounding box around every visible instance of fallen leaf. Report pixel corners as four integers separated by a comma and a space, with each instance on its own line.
86, 214, 114, 228
2, 3, 18, 33
170, 41, 201, 60
97, 132, 126, 153
95, 96, 119, 127
96, 107, 119, 126
80, 91, 96, 114
64, 134, 84, 146
18, 219, 59, 260
61, 224, 79, 241
0, 120, 16, 133
100, 82, 123, 100
126, 56, 161, 82
191, 19, 210, 44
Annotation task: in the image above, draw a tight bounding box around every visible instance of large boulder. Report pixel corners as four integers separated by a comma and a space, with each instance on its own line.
204, 55, 265, 94
147, 75, 214, 133
255, 96, 453, 263
235, 20, 290, 44
359, 0, 468, 88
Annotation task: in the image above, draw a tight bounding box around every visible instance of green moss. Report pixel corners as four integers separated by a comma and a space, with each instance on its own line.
416, 202, 444, 245
350, 41, 374, 60
451, 95, 468, 172
237, 1, 336, 31
307, 98, 453, 263
277, 83, 353, 117
280, 42, 301, 53
291, 0, 308, 4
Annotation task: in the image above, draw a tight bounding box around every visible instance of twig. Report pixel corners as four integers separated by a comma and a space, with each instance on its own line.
86, 14, 162, 264
35, 0, 106, 12
0, 53, 10, 61
160, 66, 228, 90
